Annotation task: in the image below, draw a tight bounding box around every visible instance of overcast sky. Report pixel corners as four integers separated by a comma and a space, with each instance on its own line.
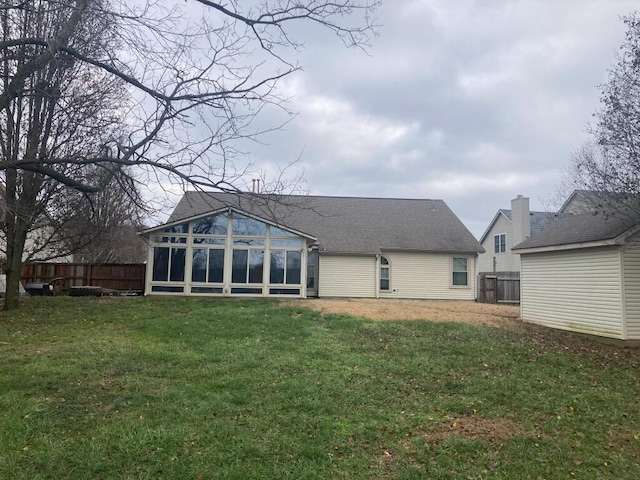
220, 0, 635, 239
155, 1, 637, 239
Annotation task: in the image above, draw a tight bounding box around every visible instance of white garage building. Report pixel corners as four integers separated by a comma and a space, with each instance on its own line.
513, 211, 640, 341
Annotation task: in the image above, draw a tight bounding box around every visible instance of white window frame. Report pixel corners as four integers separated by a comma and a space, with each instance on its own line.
147, 210, 307, 297
494, 233, 507, 253
451, 256, 469, 288
379, 256, 390, 292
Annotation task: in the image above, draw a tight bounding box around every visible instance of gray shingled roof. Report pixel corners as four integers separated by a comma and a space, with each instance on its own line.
498, 209, 559, 236
512, 211, 640, 251
157, 192, 484, 255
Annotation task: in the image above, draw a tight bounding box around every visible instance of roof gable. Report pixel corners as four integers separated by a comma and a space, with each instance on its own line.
141, 206, 317, 241
559, 189, 639, 216
149, 192, 484, 255
559, 189, 606, 215
479, 210, 512, 243
479, 209, 558, 243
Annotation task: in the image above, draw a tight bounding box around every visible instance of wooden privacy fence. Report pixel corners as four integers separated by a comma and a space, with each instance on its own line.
21, 262, 146, 295
477, 272, 520, 304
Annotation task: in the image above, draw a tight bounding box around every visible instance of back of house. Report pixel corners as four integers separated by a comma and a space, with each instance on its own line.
140, 192, 484, 300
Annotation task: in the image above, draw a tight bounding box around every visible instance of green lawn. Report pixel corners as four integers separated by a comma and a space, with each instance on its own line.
0, 297, 638, 479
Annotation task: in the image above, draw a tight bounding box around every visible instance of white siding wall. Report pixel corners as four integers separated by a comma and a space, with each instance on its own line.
521, 247, 624, 339
477, 215, 519, 273
381, 251, 477, 301
623, 239, 640, 339
0, 226, 74, 262
318, 255, 376, 298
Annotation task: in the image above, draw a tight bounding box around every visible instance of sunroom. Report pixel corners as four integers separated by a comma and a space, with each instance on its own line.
143, 208, 315, 297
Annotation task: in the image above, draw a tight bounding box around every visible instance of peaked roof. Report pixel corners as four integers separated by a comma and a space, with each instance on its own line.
479, 208, 558, 243
152, 192, 484, 255
512, 211, 640, 252
559, 189, 615, 214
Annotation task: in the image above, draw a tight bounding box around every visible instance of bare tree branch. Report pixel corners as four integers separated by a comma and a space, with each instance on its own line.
0, 0, 379, 309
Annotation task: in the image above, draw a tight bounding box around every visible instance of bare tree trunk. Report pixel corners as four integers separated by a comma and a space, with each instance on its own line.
4, 169, 29, 310
4, 166, 37, 310
4, 227, 26, 310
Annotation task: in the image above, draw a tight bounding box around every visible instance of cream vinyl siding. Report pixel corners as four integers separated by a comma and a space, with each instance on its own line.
380, 252, 476, 301
521, 247, 624, 339
318, 255, 376, 298
478, 215, 518, 273
623, 244, 640, 339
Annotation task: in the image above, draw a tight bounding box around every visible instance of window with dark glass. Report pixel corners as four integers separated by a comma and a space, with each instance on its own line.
193, 237, 225, 245
193, 214, 228, 235
191, 249, 224, 283
192, 249, 207, 282
153, 247, 186, 282
286, 251, 301, 284
154, 236, 187, 244
380, 256, 390, 291
232, 213, 267, 236
233, 239, 265, 246
208, 250, 224, 283
169, 248, 186, 281
494, 233, 506, 253
270, 250, 301, 285
248, 250, 264, 283
270, 251, 285, 283
152, 247, 169, 281
307, 251, 317, 289
232, 249, 264, 284
163, 223, 188, 234
232, 250, 248, 283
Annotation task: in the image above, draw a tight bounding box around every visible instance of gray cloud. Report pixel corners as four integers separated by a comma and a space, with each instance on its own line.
185, 0, 639, 238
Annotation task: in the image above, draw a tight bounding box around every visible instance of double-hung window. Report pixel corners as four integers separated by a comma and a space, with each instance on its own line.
494, 233, 506, 253
452, 257, 468, 286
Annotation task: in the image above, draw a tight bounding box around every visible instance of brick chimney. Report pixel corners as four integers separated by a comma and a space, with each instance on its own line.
511, 195, 530, 248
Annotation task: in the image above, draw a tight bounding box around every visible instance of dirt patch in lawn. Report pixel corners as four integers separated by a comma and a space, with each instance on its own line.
423, 416, 526, 444
289, 298, 521, 330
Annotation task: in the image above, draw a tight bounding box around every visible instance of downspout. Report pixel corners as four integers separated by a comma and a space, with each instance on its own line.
145, 235, 153, 295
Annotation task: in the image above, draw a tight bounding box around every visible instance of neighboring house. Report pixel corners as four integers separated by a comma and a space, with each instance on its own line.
559, 189, 615, 215
0, 195, 73, 263
0, 224, 73, 263
477, 195, 557, 273
140, 192, 484, 300
513, 191, 640, 341
71, 225, 147, 264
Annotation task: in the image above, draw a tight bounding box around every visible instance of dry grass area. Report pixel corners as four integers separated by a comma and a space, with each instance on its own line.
290, 298, 640, 357
290, 298, 521, 330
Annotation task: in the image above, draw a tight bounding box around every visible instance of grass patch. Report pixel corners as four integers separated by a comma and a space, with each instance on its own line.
1, 297, 639, 479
